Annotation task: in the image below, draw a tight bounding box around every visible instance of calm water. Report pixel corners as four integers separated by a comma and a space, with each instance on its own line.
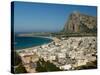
14, 36, 53, 50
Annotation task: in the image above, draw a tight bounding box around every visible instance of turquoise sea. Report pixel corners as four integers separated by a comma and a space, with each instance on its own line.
14, 35, 53, 50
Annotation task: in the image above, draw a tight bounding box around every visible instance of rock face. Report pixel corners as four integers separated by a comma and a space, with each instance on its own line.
63, 11, 97, 33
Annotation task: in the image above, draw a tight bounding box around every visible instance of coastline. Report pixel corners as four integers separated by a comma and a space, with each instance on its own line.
15, 36, 54, 51
15, 36, 97, 73
15, 36, 60, 51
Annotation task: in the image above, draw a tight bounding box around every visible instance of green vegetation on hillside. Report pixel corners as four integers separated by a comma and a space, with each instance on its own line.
14, 63, 27, 74
75, 60, 97, 70
36, 58, 62, 72
11, 51, 27, 74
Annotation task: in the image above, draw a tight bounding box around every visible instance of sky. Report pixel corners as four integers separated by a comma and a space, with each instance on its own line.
13, 1, 97, 33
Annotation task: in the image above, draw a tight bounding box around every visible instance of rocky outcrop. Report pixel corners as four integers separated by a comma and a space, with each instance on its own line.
63, 11, 97, 33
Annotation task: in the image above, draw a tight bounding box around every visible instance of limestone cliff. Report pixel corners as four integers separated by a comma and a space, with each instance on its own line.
63, 11, 97, 33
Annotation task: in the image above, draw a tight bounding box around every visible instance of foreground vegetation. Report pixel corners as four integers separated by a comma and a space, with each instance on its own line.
36, 58, 62, 72
11, 51, 27, 74
75, 60, 97, 70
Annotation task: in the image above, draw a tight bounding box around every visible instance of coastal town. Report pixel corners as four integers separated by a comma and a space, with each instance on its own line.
14, 11, 97, 73
16, 36, 97, 72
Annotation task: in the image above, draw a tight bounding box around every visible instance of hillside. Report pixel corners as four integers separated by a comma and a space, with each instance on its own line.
62, 11, 97, 34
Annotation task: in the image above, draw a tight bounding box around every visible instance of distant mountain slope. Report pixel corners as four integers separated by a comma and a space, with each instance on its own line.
62, 11, 97, 33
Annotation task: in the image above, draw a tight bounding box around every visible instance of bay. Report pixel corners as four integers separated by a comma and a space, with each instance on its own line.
14, 36, 52, 50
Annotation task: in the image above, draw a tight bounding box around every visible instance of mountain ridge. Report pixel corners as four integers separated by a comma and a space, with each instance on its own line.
62, 11, 97, 33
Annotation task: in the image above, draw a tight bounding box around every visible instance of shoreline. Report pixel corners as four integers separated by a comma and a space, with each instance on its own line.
16, 36, 97, 72
15, 36, 55, 51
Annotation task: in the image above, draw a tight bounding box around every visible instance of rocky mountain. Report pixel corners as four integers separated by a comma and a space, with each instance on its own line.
62, 11, 97, 33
